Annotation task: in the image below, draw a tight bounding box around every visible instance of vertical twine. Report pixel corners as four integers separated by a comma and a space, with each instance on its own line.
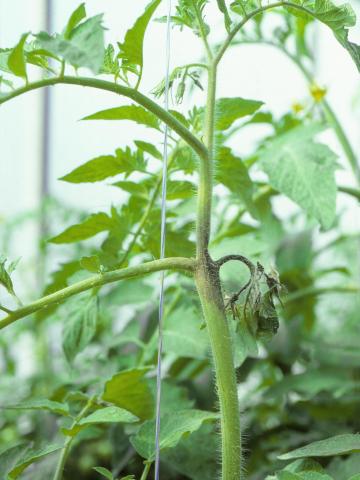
154, 1, 172, 479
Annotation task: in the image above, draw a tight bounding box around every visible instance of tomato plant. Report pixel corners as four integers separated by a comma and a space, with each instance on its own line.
0, 1, 359, 479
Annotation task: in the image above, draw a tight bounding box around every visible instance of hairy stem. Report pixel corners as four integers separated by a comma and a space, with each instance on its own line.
0, 257, 195, 331
197, 64, 217, 257
195, 261, 242, 480
0, 76, 207, 163
194, 51, 242, 477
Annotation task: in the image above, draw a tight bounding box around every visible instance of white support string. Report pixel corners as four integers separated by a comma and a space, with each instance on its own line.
154, 0, 172, 479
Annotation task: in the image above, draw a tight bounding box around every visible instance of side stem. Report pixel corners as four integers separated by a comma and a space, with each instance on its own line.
53, 398, 94, 480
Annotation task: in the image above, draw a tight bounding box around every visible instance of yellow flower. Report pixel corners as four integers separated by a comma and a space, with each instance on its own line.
292, 102, 304, 113
310, 83, 327, 102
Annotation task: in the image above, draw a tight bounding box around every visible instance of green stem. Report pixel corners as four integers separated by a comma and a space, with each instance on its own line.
192, 0, 213, 60
53, 398, 94, 480
194, 52, 242, 477
195, 262, 242, 480
140, 461, 152, 480
197, 64, 217, 258
0, 76, 208, 163
285, 284, 360, 303
0, 257, 195, 331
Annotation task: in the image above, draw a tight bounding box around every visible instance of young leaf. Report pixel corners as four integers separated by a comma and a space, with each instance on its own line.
215, 97, 264, 130
82, 104, 160, 130
130, 409, 219, 460
93, 467, 114, 480
8, 33, 29, 79
36, 14, 105, 73
102, 368, 154, 420
62, 293, 99, 362
79, 406, 139, 425
279, 434, 360, 460
0, 257, 20, 298
118, 0, 161, 82
258, 124, 337, 229
2, 399, 70, 416
49, 212, 113, 244
64, 3, 87, 39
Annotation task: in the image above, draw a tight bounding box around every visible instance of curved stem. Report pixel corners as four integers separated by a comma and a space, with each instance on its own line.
53, 398, 94, 480
216, 254, 255, 274
0, 257, 195, 331
0, 76, 208, 163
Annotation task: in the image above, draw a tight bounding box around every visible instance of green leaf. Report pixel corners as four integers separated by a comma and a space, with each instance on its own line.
134, 140, 162, 160
216, 147, 258, 218
83, 104, 160, 130
161, 423, 218, 480
167, 180, 195, 200
277, 472, 334, 480
279, 434, 360, 460
163, 306, 209, 359
60, 155, 122, 183
258, 124, 337, 229
118, 0, 161, 74
130, 409, 218, 460
93, 467, 114, 480
50, 212, 113, 244
0, 444, 27, 480
64, 3, 87, 39
36, 14, 105, 73
8, 443, 63, 478
289, 0, 360, 72
62, 293, 99, 362
8, 33, 29, 79
112, 180, 148, 197
79, 406, 139, 425
348, 476, 360, 480
215, 97, 264, 130
267, 369, 355, 399
80, 255, 102, 273
231, 317, 258, 367
102, 368, 154, 420
2, 399, 69, 416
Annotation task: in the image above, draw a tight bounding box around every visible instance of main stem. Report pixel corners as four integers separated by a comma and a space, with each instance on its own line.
195, 62, 242, 479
